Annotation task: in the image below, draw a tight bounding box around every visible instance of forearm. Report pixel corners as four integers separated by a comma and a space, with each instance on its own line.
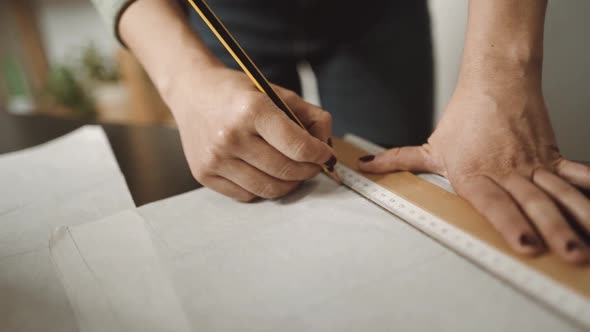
119, 0, 222, 104
460, 0, 548, 85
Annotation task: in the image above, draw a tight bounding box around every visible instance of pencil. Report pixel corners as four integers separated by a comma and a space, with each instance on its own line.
185, 0, 339, 180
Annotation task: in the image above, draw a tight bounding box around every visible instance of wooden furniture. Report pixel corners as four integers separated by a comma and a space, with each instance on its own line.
1, 1, 49, 103
117, 50, 175, 126
1, 0, 174, 126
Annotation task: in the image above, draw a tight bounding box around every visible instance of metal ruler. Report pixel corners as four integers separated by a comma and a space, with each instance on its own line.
339, 135, 590, 330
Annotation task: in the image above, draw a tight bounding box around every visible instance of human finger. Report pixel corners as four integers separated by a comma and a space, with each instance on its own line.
217, 158, 302, 199
200, 175, 258, 202
357, 145, 437, 174
236, 135, 322, 181
274, 85, 333, 142
455, 175, 544, 256
500, 173, 589, 264
534, 168, 590, 239
254, 103, 335, 167
555, 159, 590, 189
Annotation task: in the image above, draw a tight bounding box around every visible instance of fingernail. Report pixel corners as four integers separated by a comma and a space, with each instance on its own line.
359, 155, 375, 163
519, 234, 541, 248
324, 155, 337, 169
566, 240, 583, 253
327, 137, 333, 147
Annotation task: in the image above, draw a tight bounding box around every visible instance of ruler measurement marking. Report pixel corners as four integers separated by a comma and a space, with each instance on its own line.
335, 164, 590, 329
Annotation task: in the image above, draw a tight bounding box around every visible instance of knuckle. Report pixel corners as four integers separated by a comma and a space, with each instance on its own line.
189, 167, 207, 182
280, 89, 298, 102
389, 147, 403, 159
554, 183, 578, 199
234, 93, 262, 122
475, 193, 507, 214
240, 92, 265, 114
320, 110, 333, 126
519, 192, 546, 212
214, 128, 240, 150
543, 222, 570, 239
201, 152, 223, 172
290, 138, 317, 162
238, 92, 272, 126
257, 181, 282, 199
501, 172, 521, 185
482, 195, 506, 214
553, 159, 567, 175
277, 160, 301, 180
237, 193, 258, 203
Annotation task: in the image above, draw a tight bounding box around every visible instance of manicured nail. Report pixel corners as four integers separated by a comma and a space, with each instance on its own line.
359, 155, 375, 163
566, 240, 583, 253
324, 155, 337, 170
519, 234, 541, 248
327, 137, 333, 147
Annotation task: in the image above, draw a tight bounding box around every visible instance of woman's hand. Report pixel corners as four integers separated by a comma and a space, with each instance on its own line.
358, 66, 590, 264
166, 66, 335, 201
119, 1, 334, 202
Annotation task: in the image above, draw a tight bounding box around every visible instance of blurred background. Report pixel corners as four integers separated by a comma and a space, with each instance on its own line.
0, 0, 173, 126
1, 0, 588, 159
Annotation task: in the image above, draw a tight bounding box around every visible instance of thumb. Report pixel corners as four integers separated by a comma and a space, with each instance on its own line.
357, 145, 435, 174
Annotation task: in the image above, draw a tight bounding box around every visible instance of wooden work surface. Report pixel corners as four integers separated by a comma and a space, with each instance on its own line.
333, 137, 590, 300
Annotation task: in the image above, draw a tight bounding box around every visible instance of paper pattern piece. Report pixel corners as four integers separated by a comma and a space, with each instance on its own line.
0, 126, 135, 332
0, 127, 123, 214
138, 175, 578, 332
52, 174, 581, 331
50, 211, 191, 332
0, 248, 78, 332
0, 126, 134, 257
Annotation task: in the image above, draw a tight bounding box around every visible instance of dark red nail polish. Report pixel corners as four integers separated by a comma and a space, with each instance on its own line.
324, 155, 337, 169
327, 137, 333, 147
566, 240, 582, 252
519, 234, 541, 248
359, 155, 375, 163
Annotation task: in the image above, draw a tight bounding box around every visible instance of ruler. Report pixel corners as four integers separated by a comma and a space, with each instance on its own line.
336, 136, 590, 330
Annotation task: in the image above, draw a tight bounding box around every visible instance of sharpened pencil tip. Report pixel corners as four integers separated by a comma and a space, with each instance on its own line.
325, 166, 342, 184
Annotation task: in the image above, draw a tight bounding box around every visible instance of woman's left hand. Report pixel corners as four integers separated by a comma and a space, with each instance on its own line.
358, 68, 590, 264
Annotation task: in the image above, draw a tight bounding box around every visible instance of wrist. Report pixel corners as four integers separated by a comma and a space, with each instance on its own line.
156, 45, 223, 103
459, 0, 547, 91
119, 0, 224, 114
458, 51, 543, 91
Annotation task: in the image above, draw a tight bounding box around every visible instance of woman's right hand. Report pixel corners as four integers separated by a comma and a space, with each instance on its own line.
118, 0, 334, 201
163, 65, 336, 201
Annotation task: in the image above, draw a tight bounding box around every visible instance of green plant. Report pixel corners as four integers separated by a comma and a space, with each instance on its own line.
45, 65, 95, 115
1, 57, 30, 98
44, 43, 123, 115
80, 43, 120, 83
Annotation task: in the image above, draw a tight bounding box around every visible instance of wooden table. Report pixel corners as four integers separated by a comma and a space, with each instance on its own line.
0, 111, 200, 206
